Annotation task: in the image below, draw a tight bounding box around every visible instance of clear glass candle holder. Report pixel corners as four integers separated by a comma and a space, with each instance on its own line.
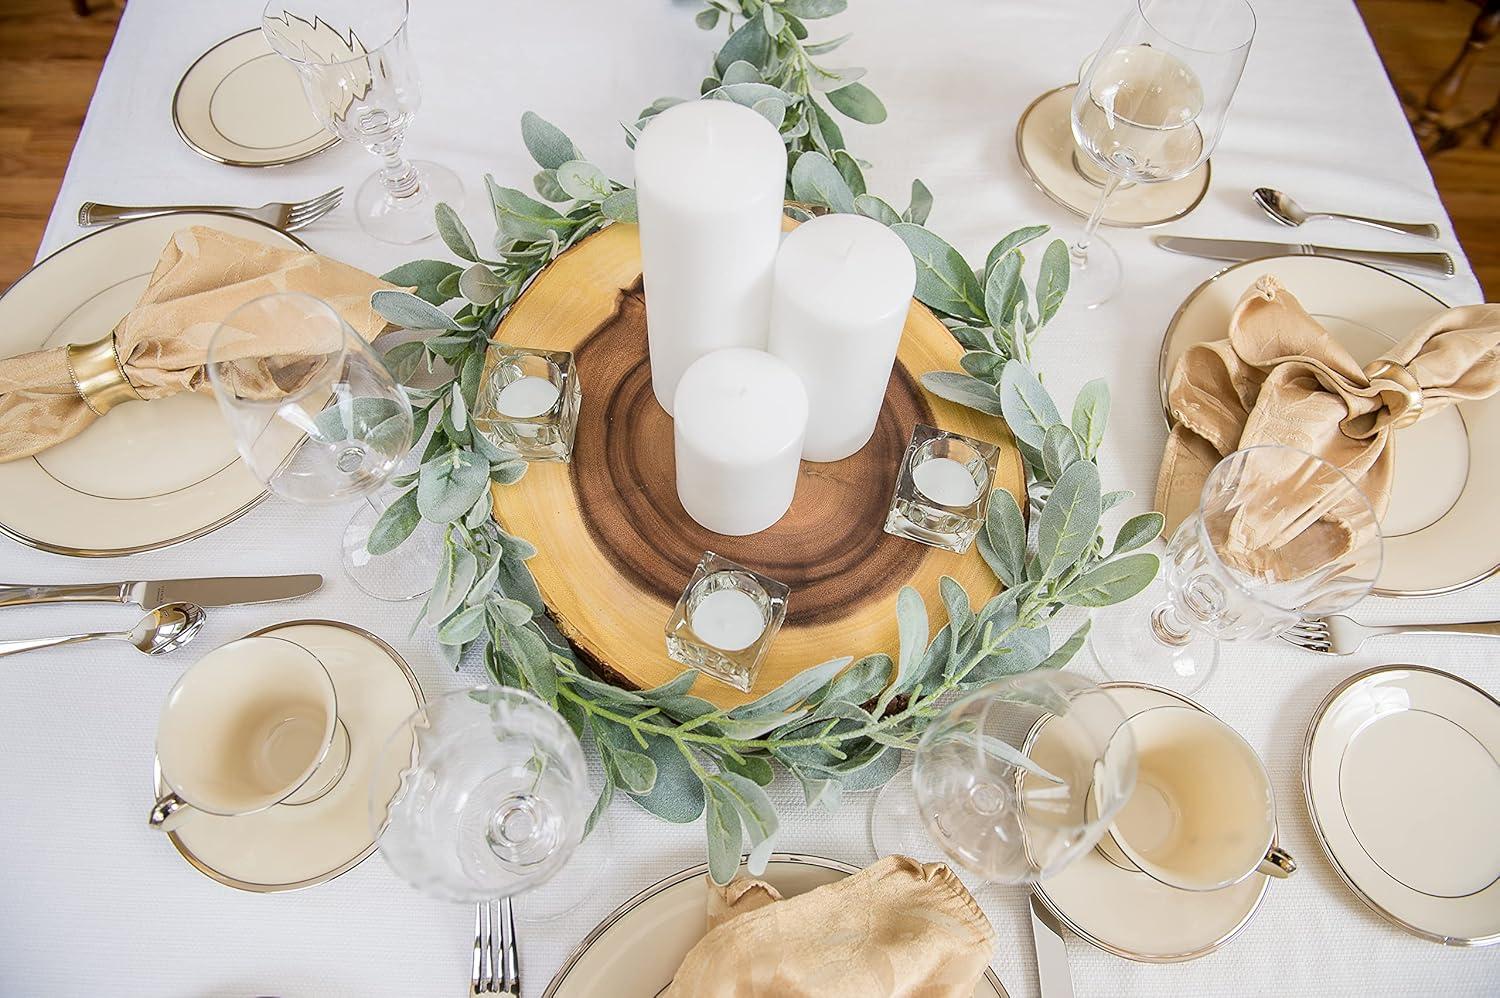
884, 424, 1001, 554
474, 346, 581, 463
665, 552, 790, 693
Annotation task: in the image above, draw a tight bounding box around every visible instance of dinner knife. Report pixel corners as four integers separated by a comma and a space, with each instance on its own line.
1029, 893, 1075, 998
1153, 235, 1455, 278
0, 574, 322, 610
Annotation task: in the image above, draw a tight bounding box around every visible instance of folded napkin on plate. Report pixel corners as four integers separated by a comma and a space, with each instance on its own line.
0, 226, 394, 462
663, 855, 996, 998
1157, 276, 1500, 554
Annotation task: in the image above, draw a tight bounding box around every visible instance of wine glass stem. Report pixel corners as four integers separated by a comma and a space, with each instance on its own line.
375, 142, 421, 200
1149, 602, 1194, 647
1070, 174, 1124, 269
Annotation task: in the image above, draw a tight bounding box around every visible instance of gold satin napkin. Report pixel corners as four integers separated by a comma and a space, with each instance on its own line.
1157, 276, 1500, 546
663, 856, 996, 998
0, 226, 395, 462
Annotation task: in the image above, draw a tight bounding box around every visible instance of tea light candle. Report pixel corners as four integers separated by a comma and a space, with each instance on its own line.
495, 376, 560, 417
767, 213, 916, 462
913, 456, 982, 506
674, 348, 808, 536
691, 587, 766, 651
635, 100, 787, 415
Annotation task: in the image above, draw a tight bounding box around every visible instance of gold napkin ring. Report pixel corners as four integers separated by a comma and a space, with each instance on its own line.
1364, 359, 1424, 430
66, 333, 141, 416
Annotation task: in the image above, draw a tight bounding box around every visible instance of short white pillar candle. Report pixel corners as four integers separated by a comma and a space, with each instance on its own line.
635, 100, 787, 416
912, 456, 982, 506
690, 588, 767, 651
494, 376, 560, 418
767, 213, 916, 462
673, 348, 808, 536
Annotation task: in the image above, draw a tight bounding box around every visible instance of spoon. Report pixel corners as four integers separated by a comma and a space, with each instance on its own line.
0, 602, 206, 659
1252, 188, 1439, 239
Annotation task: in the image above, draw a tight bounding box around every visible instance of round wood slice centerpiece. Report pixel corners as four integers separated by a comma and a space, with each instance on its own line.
489, 220, 1025, 708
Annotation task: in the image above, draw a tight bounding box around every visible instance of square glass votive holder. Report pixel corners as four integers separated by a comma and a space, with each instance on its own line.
473, 345, 581, 462
883, 423, 1002, 554
665, 552, 790, 693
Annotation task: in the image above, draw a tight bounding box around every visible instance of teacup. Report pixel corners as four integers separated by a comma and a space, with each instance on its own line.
1095, 705, 1295, 892
149, 635, 351, 831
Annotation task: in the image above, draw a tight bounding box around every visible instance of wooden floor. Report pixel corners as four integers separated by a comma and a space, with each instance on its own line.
0, 0, 1496, 294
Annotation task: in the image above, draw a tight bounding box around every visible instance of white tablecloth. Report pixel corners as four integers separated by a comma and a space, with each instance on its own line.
4, 1, 1497, 994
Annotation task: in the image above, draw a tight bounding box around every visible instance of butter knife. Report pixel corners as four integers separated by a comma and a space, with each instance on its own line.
1030, 894, 1074, 998
1153, 235, 1455, 278
0, 574, 322, 610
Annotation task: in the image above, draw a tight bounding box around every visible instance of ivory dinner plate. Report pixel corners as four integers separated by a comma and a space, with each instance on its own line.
0, 213, 306, 557
154, 620, 423, 893
1304, 665, 1500, 945
543, 853, 1010, 997
1158, 254, 1498, 597
173, 29, 337, 167
1015, 85, 1210, 228
1031, 683, 1273, 962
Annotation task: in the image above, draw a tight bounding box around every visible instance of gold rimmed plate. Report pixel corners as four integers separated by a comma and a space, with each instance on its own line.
1157, 254, 1499, 598
1304, 665, 1500, 945
1015, 84, 1210, 229
154, 620, 424, 893
1031, 683, 1274, 963
173, 28, 337, 168
0, 213, 306, 557
543, 853, 1010, 997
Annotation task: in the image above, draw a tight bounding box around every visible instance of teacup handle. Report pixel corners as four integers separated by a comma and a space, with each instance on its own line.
1257, 845, 1297, 879
148, 791, 192, 832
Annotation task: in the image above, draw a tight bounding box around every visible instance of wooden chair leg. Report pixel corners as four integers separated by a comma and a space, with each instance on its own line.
1411, 0, 1500, 154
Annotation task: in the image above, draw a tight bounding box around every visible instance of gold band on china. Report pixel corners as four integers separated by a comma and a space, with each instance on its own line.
65, 333, 142, 415
1363, 358, 1425, 431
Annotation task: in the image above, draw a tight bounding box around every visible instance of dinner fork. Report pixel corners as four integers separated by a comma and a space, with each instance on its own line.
77, 187, 343, 233
1279, 615, 1500, 656
472, 898, 519, 997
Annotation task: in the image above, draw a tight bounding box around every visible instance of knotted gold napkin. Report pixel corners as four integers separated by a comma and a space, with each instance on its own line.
0, 226, 394, 462
663, 856, 996, 998
1157, 276, 1500, 543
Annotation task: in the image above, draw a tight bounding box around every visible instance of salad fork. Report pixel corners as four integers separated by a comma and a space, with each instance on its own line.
472, 898, 519, 997
77, 187, 343, 233
1279, 615, 1500, 656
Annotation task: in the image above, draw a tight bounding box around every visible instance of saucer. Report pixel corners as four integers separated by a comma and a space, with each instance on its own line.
1031, 683, 1273, 962
172, 29, 337, 167
1014, 84, 1211, 228
153, 620, 422, 892
1304, 665, 1500, 945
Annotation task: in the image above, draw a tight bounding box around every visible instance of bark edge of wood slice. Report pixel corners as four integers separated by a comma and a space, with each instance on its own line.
488, 220, 1026, 709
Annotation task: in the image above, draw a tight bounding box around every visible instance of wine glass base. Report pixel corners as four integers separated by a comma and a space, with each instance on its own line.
514, 807, 616, 924
1087, 600, 1220, 695
342, 501, 443, 601
1056, 231, 1121, 311
868, 764, 990, 898
355, 161, 466, 245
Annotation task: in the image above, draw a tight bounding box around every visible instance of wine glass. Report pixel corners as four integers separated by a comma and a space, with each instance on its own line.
1065, 0, 1256, 308
207, 291, 442, 601
261, 0, 464, 244
1089, 445, 1384, 693
870, 671, 1137, 886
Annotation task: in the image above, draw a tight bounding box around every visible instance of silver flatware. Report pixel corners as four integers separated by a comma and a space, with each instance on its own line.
1153, 235, 1455, 278
0, 602, 205, 659
1252, 187, 1440, 239
1281, 614, 1500, 656
77, 187, 343, 232
0, 573, 322, 610
1029, 893, 1074, 998
472, 898, 519, 997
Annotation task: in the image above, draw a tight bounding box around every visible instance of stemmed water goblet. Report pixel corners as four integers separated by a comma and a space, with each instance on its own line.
207, 291, 442, 601
1089, 445, 1384, 693
1065, 0, 1256, 308
261, 0, 465, 244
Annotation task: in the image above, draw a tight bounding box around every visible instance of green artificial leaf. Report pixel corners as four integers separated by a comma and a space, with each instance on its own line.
721, 60, 763, 86
790, 151, 855, 213
891, 586, 929, 693
427, 544, 476, 626
713, 708, 810, 740
1070, 379, 1110, 457
832, 744, 901, 790
796, 771, 843, 810
998, 360, 1062, 450
381, 259, 463, 305
833, 149, 866, 196
383, 340, 428, 384
762, 6, 784, 36
1041, 423, 1084, 480
751, 97, 786, 129
610, 747, 658, 795
601, 189, 638, 222
984, 225, 1049, 278
784, 0, 847, 18
1058, 553, 1159, 607
485, 175, 575, 243
458, 263, 505, 306
920, 371, 1003, 415
810, 65, 867, 93
853, 193, 901, 225
984, 249, 1025, 330
628, 733, 706, 823
704, 783, 743, 885
496, 553, 544, 613
939, 576, 974, 636
1035, 238, 1071, 325
717, 771, 780, 874
803, 31, 852, 54
960, 349, 1004, 380
1035, 619, 1090, 671
437, 604, 486, 645
827, 81, 887, 123
639, 671, 699, 702
902, 179, 933, 224
371, 289, 461, 331
435, 202, 482, 262
520, 111, 581, 169
1113, 512, 1164, 555
891, 224, 984, 321
418, 449, 491, 523
981, 490, 1027, 586
817, 654, 892, 709
1036, 461, 1102, 580
1101, 489, 1132, 513
694, 6, 720, 30
533, 169, 569, 202
720, 754, 775, 787
715, 11, 773, 75
809, 101, 845, 153
555, 160, 612, 201
978, 734, 1064, 785
728, 656, 851, 718
366, 488, 421, 555
585, 780, 614, 837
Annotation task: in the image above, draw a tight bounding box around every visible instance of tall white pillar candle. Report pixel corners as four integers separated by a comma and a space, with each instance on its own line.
767, 214, 917, 462
674, 348, 808, 536
635, 100, 787, 415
